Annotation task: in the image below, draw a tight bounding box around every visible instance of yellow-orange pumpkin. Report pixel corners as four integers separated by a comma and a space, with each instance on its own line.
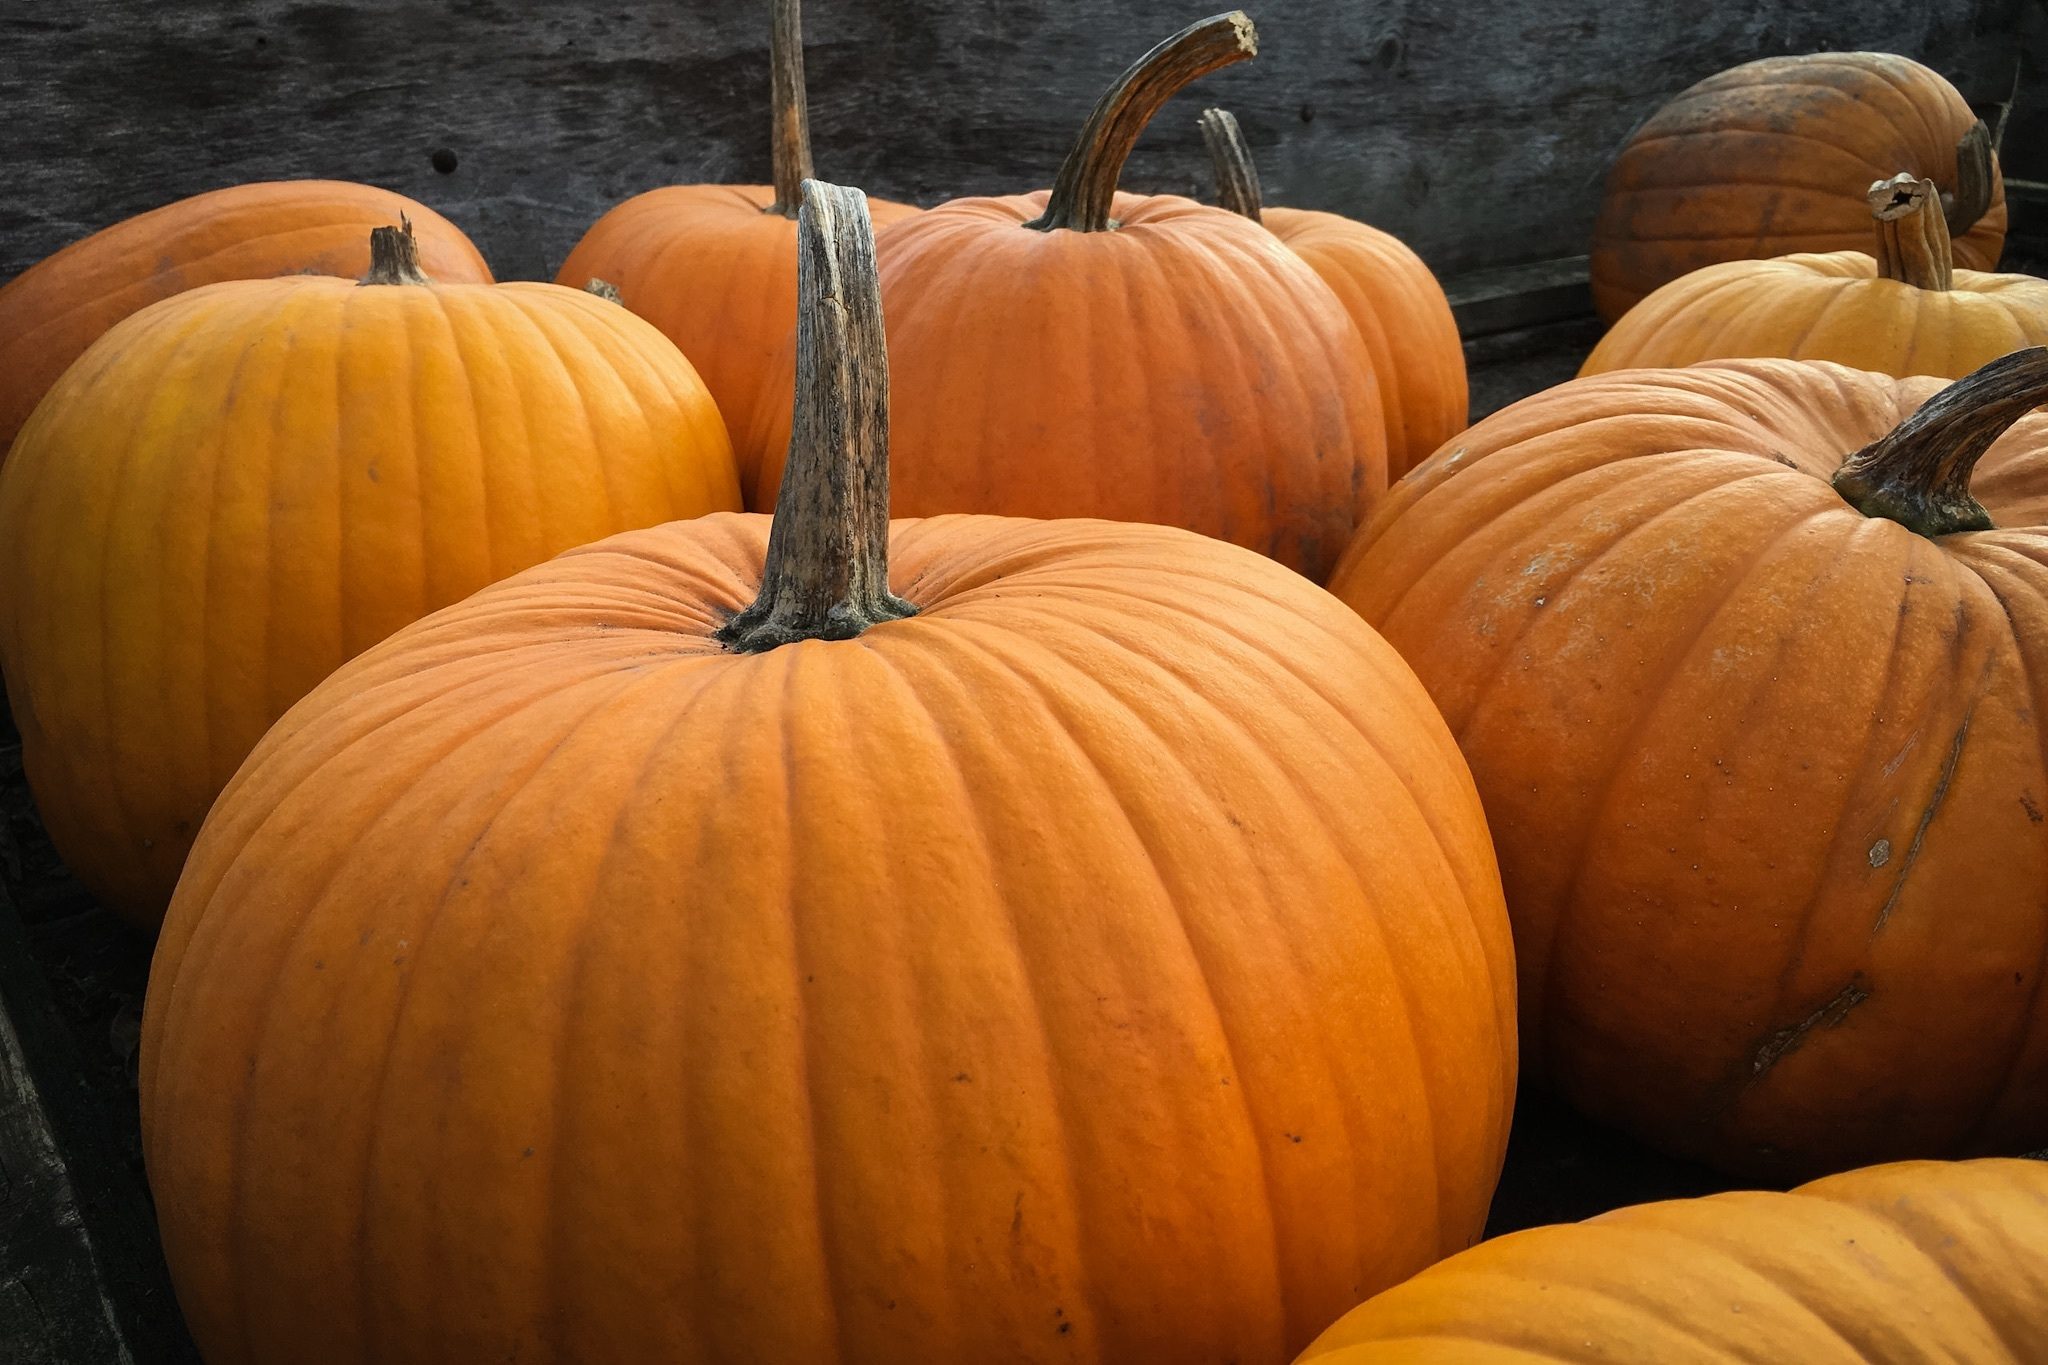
141, 181, 1514, 1365
1200, 107, 1466, 479
1586, 172, 2048, 378
1590, 52, 2006, 323
0, 179, 490, 458
0, 224, 738, 928
751, 14, 1386, 583
556, 0, 917, 498
1298, 1158, 2048, 1363
1330, 351, 2048, 1176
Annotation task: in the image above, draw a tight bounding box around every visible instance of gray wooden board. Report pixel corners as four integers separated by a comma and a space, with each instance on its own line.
0, 0, 2026, 287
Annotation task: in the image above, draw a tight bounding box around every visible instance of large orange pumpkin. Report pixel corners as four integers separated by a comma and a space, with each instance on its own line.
1590, 52, 2006, 323
751, 14, 1386, 584
1585, 172, 2048, 378
1329, 350, 2048, 1177
141, 181, 1514, 1365
556, 0, 917, 498
1298, 1157, 2048, 1362
0, 179, 490, 458
0, 223, 738, 928
1198, 107, 1466, 479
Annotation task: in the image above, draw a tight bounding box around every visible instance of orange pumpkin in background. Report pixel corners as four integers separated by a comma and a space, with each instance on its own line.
0, 223, 738, 928
1298, 1158, 2048, 1363
1331, 350, 2048, 1177
1590, 51, 2005, 323
1586, 171, 2048, 378
751, 13, 1386, 583
141, 180, 1515, 1365
556, 0, 917, 498
0, 179, 490, 457
1199, 106, 1466, 479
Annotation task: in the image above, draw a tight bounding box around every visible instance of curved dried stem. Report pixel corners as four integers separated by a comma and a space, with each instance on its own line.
1942, 119, 1994, 239
1199, 106, 1263, 222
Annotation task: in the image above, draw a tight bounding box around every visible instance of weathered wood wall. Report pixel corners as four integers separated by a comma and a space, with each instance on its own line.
1, 0, 2027, 286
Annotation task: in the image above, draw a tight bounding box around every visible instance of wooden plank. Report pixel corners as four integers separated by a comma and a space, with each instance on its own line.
1448, 255, 1592, 339
0, 910, 134, 1365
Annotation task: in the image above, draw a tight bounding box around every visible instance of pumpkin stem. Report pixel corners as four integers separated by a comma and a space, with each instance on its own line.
719, 181, 914, 652
1199, 106, 1264, 222
765, 0, 817, 219
583, 278, 625, 304
1026, 12, 1259, 234
1868, 173, 1953, 291
1943, 119, 1995, 240
359, 214, 430, 286
1831, 347, 2048, 537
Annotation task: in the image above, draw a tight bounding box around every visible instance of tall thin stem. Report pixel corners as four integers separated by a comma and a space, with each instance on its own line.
1199, 107, 1264, 222
766, 0, 816, 218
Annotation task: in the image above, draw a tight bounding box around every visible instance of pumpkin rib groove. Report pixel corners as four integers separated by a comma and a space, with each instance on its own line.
433, 289, 505, 584
1858, 1194, 2032, 1361
403, 289, 450, 620
945, 614, 1298, 1350
189, 314, 267, 795
1618, 121, 1888, 170
1952, 562, 2048, 1135
339, 668, 660, 1361
1529, 499, 1838, 1041
509, 291, 622, 535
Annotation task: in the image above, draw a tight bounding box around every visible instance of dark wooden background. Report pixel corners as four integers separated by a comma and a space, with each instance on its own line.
2, 0, 2035, 288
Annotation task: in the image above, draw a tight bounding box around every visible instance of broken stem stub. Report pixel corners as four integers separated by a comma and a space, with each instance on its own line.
1832, 347, 2048, 537
359, 214, 430, 286
1868, 173, 1953, 291
1199, 106, 1263, 221
1026, 12, 1259, 234
718, 180, 914, 652
766, 0, 817, 218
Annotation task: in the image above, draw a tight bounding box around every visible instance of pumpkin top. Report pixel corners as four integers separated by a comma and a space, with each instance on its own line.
1026, 12, 1258, 235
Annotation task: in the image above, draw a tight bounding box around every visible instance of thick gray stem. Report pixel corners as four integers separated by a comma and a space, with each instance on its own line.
766, 0, 816, 218
719, 181, 915, 652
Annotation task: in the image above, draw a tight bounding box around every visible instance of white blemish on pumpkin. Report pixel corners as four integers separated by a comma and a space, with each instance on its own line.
1868, 839, 1891, 868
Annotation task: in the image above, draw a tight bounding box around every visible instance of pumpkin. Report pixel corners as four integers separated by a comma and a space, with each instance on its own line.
141, 180, 1515, 1365
1585, 172, 2048, 378
1198, 107, 1466, 480
0, 223, 739, 928
0, 179, 490, 459
1328, 350, 2048, 1176
1590, 52, 2006, 324
1298, 1157, 2048, 1363
750, 14, 1386, 584
555, 0, 918, 500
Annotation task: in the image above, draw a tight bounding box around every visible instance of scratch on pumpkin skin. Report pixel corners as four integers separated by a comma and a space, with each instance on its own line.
1748, 979, 1872, 1083
1872, 711, 1972, 935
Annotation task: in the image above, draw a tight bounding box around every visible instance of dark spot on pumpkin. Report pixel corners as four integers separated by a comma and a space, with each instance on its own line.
1285, 1132, 1303, 1144
2022, 794, 2043, 823
953, 1072, 970, 1082
1058, 1322, 1072, 1335
522, 1146, 534, 1159
431, 147, 459, 174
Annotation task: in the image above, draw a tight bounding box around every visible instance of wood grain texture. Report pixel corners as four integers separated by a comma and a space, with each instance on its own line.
0, 0, 2021, 286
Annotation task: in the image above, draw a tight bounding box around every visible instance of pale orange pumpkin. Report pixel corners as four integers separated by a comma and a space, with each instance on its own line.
0, 179, 490, 458
141, 180, 1515, 1365
1298, 1158, 2048, 1363
1199, 107, 1466, 479
1585, 172, 2048, 378
0, 224, 738, 927
555, 0, 917, 498
1330, 350, 2048, 1176
750, 14, 1386, 583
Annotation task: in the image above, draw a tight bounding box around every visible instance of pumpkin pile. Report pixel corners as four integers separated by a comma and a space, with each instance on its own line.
1, 5, 2045, 1363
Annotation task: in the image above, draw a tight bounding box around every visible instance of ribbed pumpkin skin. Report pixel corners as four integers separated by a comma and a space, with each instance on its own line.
0, 278, 738, 928
141, 513, 1516, 1365
1584, 251, 2048, 378
751, 193, 1388, 583
0, 180, 491, 457
1298, 1158, 2048, 1363
1264, 207, 1467, 479
1328, 360, 2048, 1176
555, 184, 920, 499
1590, 53, 2008, 323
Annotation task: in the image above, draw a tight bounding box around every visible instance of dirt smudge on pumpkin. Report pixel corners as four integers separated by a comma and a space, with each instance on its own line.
1871, 708, 1972, 935
1747, 977, 1872, 1083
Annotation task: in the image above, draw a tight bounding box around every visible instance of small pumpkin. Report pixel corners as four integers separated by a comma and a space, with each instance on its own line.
0, 179, 490, 458
1590, 51, 2006, 323
1199, 107, 1466, 480
555, 0, 918, 499
1329, 350, 2048, 1176
0, 223, 739, 928
142, 180, 1514, 1365
1298, 1157, 2048, 1363
1585, 172, 2048, 378
751, 13, 1386, 583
